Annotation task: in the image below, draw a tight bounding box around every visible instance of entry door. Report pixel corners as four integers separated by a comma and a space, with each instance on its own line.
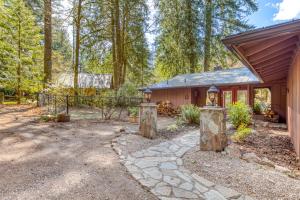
223, 90, 232, 108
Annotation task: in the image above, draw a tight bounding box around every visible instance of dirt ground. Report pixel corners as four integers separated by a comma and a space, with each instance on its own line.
0, 105, 157, 200
183, 125, 300, 200
238, 126, 300, 171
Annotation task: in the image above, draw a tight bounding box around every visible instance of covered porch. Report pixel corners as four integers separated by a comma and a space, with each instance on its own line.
223, 19, 300, 156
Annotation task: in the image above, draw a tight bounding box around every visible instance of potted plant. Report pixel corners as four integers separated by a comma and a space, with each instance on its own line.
128, 107, 139, 123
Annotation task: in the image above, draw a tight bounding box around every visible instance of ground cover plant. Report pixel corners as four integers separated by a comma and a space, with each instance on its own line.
179, 104, 200, 125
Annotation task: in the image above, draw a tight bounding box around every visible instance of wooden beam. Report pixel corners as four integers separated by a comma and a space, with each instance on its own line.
262, 70, 288, 79
244, 35, 295, 57
260, 67, 289, 76
253, 53, 291, 68
248, 43, 296, 63
231, 45, 264, 83
263, 74, 288, 82
251, 50, 294, 66
255, 59, 290, 70
249, 45, 296, 63
257, 64, 290, 74
253, 54, 292, 69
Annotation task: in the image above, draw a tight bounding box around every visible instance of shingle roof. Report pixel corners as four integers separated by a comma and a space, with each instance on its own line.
148, 67, 260, 90
56, 72, 112, 89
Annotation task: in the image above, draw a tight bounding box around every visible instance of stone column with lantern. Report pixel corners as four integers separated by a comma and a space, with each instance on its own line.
139, 88, 157, 139
199, 85, 228, 151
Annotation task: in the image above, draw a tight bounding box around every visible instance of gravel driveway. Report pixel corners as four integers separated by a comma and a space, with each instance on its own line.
0, 106, 156, 200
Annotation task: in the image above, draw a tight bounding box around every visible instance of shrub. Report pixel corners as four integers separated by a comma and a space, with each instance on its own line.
253, 102, 262, 114
180, 104, 200, 124
228, 102, 252, 128
117, 82, 140, 97
128, 107, 139, 117
232, 123, 252, 142
167, 124, 178, 132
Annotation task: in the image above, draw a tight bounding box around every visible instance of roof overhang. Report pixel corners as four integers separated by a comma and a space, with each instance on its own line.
223, 19, 300, 83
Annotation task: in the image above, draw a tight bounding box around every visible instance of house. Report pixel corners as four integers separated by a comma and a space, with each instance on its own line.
148, 19, 300, 157
223, 19, 300, 157
148, 66, 287, 122
56, 72, 112, 95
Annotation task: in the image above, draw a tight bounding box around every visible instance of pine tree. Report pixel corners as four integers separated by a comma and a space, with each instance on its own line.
154, 0, 202, 79
0, 0, 43, 103
202, 0, 258, 71
44, 0, 52, 87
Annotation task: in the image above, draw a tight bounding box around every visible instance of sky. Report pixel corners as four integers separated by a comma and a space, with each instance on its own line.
247, 0, 300, 28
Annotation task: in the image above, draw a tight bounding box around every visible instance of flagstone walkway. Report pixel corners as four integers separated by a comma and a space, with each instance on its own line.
113, 130, 254, 200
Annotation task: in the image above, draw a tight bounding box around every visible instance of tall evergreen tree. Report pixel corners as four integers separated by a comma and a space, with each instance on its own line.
0, 0, 43, 102
154, 0, 202, 79
44, 0, 52, 87
202, 0, 258, 71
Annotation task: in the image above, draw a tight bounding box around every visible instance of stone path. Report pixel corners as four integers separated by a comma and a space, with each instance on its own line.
113, 130, 254, 200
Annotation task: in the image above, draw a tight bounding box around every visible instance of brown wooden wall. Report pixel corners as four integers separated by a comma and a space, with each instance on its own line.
287, 50, 300, 157
151, 88, 192, 108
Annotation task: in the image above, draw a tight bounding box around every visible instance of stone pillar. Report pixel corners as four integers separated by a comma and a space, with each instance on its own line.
139, 103, 157, 139
199, 107, 227, 151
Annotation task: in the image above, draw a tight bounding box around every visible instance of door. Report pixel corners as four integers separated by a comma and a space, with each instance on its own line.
237, 90, 248, 104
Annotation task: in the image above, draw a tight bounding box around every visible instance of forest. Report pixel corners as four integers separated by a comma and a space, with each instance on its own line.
0, 0, 258, 101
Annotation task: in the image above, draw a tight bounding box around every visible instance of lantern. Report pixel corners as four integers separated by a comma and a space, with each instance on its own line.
143, 88, 152, 103
207, 85, 219, 106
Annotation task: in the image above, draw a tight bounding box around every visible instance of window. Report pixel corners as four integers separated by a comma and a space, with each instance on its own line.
237, 90, 248, 104
223, 91, 232, 107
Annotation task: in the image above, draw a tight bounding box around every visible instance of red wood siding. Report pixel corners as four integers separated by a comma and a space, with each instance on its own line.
151, 88, 192, 108
288, 50, 300, 157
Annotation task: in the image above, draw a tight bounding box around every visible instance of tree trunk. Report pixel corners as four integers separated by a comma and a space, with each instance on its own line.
74, 0, 82, 97
114, 0, 122, 89
203, 0, 212, 72
17, 13, 21, 104
120, 2, 128, 85
187, 0, 196, 73
44, 0, 52, 88
111, 2, 118, 89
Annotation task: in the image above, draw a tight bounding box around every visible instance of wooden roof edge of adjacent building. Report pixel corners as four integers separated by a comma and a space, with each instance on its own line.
222, 19, 300, 83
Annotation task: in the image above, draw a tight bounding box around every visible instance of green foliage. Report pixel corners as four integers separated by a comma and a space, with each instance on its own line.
228, 102, 252, 128
167, 124, 178, 132
117, 82, 141, 97
253, 102, 262, 114
128, 107, 139, 117
232, 123, 252, 142
179, 104, 200, 125
154, 0, 258, 79
154, 0, 202, 79
0, 0, 43, 93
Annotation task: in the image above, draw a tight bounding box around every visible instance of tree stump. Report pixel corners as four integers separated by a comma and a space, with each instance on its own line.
56, 113, 70, 122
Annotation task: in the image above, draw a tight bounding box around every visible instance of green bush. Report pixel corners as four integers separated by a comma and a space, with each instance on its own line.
167, 124, 178, 132
253, 102, 261, 114
228, 102, 252, 128
232, 123, 252, 142
128, 107, 139, 117
180, 104, 200, 124
117, 82, 140, 97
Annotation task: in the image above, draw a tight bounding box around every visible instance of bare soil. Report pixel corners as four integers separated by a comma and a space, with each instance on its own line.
237, 126, 300, 171
184, 148, 300, 200
0, 105, 156, 200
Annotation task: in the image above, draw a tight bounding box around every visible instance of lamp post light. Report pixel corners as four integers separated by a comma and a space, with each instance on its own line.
143, 88, 152, 103
207, 85, 219, 106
